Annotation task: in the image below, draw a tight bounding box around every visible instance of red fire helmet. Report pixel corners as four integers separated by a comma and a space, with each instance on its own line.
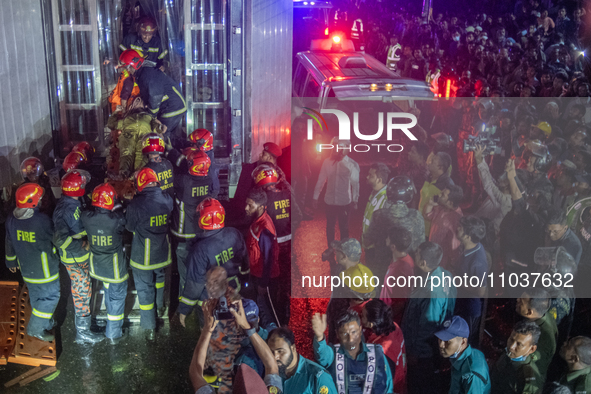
141, 133, 165, 154
119, 49, 144, 70
197, 198, 225, 230
252, 164, 279, 186
189, 128, 214, 152
187, 150, 211, 176
15, 183, 45, 209
61, 170, 88, 197
20, 157, 44, 180
91, 183, 117, 210
72, 141, 95, 160
63, 151, 87, 172
136, 167, 160, 192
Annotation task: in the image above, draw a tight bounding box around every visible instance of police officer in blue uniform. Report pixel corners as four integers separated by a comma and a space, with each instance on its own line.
80, 183, 128, 345
312, 310, 394, 394
177, 198, 249, 328
5, 183, 60, 342
171, 150, 214, 294
126, 167, 173, 339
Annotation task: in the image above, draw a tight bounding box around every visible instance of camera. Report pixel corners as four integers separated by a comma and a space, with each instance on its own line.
214, 296, 235, 321
463, 133, 502, 155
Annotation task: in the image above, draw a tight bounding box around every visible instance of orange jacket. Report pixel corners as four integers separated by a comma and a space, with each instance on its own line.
108, 70, 140, 111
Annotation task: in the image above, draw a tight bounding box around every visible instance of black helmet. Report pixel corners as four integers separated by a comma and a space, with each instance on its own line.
386, 176, 415, 204
530, 142, 552, 172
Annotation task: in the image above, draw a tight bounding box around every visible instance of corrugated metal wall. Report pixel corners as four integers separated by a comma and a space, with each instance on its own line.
245, 0, 292, 163
0, 0, 53, 188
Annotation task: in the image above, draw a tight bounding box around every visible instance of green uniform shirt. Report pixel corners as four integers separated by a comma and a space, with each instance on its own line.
449, 345, 491, 394
362, 186, 388, 248
491, 353, 542, 394
533, 313, 558, 381
283, 354, 337, 394
560, 366, 591, 394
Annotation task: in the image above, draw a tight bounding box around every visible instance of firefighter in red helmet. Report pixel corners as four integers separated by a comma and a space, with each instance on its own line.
119, 49, 187, 149
171, 150, 214, 296
53, 170, 105, 344
177, 198, 248, 328
142, 132, 175, 199
251, 163, 302, 325
5, 183, 60, 342
126, 167, 173, 339
19, 157, 56, 215
120, 16, 167, 68
166, 128, 220, 198
80, 183, 128, 344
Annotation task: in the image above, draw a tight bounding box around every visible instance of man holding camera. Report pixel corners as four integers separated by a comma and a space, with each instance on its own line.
178, 198, 248, 327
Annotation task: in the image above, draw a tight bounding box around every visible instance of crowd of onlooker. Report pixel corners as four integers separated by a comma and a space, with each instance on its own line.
339, 0, 591, 98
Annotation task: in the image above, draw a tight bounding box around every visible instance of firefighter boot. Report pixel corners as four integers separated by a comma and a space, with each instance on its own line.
26, 316, 55, 342
75, 315, 105, 344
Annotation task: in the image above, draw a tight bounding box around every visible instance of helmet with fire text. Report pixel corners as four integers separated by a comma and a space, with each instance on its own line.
63, 151, 88, 172
61, 170, 90, 197
386, 175, 415, 204
187, 150, 211, 177
136, 167, 160, 192
15, 183, 44, 209
197, 197, 225, 230
72, 141, 95, 160
189, 129, 214, 152
119, 49, 145, 71
91, 183, 117, 210
20, 157, 44, 181
252, 164, 279, 186
141, 133, 165, 154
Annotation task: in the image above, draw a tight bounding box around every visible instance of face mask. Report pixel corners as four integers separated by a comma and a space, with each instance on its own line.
506, 347, 529, 362
454, 36, 460, 42
449, 342, 463, 359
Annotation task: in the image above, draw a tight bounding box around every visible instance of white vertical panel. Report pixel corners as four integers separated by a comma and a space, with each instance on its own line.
0, 0, 52, 188
247, 0, 292, 162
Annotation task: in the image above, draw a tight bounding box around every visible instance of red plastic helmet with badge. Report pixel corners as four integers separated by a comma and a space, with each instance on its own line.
15, 183, 45, 209
189, 129, 214, 152
61, 170, 89, 197
252, 164, 279, 186
141, 133, 165, 154
20, 157, 44, 181
182, 146, 198, 157
91, 183, 117, 210
72, 141, 95, 160
197, 198, 225, 230
136, 167, 160, 192
187, 150, 211, 176
63, 151, 87, 172
119, 49, 145, 71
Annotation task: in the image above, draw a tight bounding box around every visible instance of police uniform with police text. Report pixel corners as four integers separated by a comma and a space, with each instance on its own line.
178, 227, 248, 315
313, 339, 394, 394
80, 208, 128, 339
171, 171, 214, 293
145, 158, 175, 199
126, 186, 173, 329
5, 208, 60, 336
